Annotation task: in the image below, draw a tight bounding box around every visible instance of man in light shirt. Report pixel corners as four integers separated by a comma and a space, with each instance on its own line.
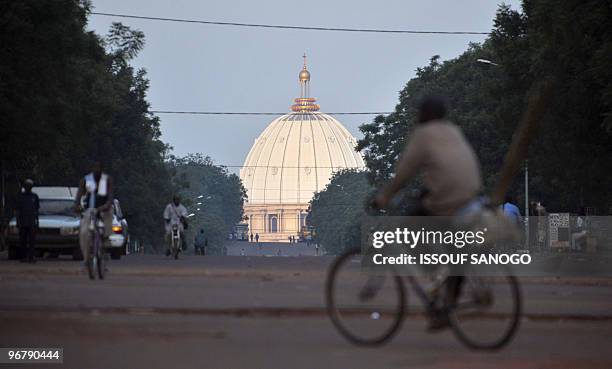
374, 96, 482, 331
163, 195, 188, 256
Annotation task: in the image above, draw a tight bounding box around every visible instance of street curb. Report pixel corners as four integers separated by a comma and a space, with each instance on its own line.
1, 305, 612, 322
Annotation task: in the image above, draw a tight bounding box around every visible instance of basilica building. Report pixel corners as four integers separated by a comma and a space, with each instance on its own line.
239, 56, 365, 242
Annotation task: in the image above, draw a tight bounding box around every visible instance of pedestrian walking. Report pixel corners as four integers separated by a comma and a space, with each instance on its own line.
16, 179, 39, 263
255, 233, 259, 243
194, 228, 206, 255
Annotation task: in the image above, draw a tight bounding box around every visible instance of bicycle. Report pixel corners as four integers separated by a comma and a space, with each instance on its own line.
170, 224, 181, 260
86, 209, 107, 280
325, 202, 522, 350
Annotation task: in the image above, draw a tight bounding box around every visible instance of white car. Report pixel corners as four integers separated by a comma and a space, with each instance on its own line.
6, 187, 128, 260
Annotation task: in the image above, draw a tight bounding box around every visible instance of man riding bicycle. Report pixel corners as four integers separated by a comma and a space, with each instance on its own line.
373, 96, 482, 330
74, 161, 114, 264
163, 195, 188, 256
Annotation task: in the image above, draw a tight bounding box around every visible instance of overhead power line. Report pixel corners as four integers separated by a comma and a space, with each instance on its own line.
151, 110, 391, 115
219, 165, 364, 169
91, 12, 489, 35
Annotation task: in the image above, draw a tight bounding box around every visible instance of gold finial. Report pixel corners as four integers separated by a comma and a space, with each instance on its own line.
299, 52, 310, 82
292, 53, 319, 112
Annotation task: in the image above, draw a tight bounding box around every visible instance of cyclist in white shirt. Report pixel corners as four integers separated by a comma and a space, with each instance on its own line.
163, 195, 188, 256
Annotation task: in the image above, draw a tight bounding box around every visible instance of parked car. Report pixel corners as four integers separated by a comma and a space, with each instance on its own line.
110, 198, 129, 259
6, 187, 128, 260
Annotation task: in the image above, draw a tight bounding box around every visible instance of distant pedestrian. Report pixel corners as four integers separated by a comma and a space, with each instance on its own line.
501, 194, 522, 226
571, 208, 587, 251
255, 233, 259, 243
288, 236, 292, 244
241, 248, 245, 256
529, 199, 547, 251
16, 179, 39, 263
194, 228, 206, 255
250, 233, 253, 242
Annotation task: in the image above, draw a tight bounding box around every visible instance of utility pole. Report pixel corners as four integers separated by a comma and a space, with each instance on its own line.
0, 159, 5, 251
524, 160, 529, 249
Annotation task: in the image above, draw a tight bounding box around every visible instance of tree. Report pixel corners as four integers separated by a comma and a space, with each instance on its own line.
357, 44, 511, 193
309, 170, 372, 254
0, 0, 175, 247
169, 154, 246, 254
492, 1, 612, 212
357, 2, 612, 214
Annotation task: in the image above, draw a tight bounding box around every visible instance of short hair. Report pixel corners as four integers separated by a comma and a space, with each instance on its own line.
418, 96, 448, 123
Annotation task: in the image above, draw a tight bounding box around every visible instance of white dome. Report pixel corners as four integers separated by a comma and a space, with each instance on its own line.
240, 112, 365, 204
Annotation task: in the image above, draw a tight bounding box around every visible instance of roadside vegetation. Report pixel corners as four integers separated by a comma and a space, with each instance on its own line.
169, 154, 246, 255
311, 2, 612, 253
0, 1, 245, 251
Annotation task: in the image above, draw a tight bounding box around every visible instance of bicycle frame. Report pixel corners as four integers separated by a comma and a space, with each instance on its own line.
89, 211, 104, 252
172, 225, 180, 246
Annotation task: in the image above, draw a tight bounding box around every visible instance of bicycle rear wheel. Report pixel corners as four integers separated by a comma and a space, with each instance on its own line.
325, 248, 406, 346
173, 238, 180, 259
448, 275, 521, 350
87, 254, 95, 280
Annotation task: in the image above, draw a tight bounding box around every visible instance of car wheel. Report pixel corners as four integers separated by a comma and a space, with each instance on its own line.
110, 248, 121, 260
72, 246, 83, 261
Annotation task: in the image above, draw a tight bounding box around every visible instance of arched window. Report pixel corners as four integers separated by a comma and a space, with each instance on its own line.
300, 212, 308, 231
269, 215, 278, 233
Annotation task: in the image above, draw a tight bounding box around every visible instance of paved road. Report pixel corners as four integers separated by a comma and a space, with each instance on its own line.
1, 254, 612, 369
225, 241, 319, 256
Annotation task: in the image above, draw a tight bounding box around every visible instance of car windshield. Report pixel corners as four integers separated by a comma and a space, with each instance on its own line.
39, 199, 74, 216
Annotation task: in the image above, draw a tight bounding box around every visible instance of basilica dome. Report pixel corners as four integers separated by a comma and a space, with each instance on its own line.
239, 55, 365, 241
240, 111, 365, 204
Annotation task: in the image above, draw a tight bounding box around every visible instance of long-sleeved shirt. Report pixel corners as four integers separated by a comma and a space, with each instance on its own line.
16, 191, 40, 227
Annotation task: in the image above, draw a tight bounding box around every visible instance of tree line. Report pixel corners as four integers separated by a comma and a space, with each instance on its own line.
0, 0, 245, 250
310, 2, 612, 254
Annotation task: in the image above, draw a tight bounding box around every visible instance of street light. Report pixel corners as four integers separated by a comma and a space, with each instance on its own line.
190, 195, 213, 217
476, 58, 529, 248
476, 58, 500, 66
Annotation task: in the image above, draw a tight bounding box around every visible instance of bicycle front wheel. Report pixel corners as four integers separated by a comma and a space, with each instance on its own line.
97, 243, 106, 280
87, 235, 95, 280
325, 248, 406, 346
449, 275, 521, 350
173, 238, 180, 259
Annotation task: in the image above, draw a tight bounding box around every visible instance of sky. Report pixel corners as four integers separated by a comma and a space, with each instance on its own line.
87, 0, 521, 174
